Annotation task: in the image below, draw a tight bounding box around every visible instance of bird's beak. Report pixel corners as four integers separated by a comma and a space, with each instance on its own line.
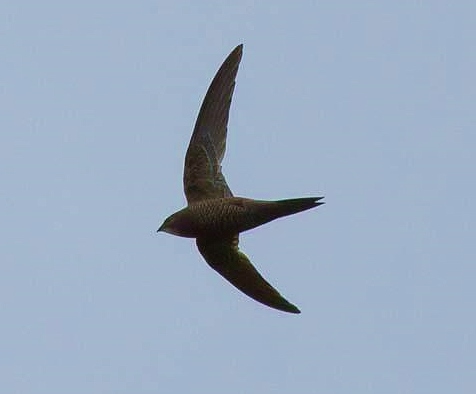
157, 223, 165, 233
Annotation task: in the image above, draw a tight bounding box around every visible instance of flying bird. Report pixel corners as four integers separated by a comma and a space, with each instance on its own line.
158, 44, 324, 313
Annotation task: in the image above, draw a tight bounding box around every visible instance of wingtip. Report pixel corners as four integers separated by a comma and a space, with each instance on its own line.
232, 44, 243, 58
261, 298, 300, 314
287, 304, 301, 314
275, 298, 301, 314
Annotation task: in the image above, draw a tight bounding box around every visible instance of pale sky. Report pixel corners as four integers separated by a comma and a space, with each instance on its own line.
1, 1, 475, 393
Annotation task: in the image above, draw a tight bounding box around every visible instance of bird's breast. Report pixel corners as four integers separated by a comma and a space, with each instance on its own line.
185, 198, 255, 236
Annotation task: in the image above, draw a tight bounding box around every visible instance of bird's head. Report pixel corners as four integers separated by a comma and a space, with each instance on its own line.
157, 208, 195, 238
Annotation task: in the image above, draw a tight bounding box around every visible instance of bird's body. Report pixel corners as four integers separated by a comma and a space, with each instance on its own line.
159, 196, 323, 238
158, 44, 324, 314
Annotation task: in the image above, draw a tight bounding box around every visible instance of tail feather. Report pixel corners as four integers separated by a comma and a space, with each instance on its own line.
243, 196, 324, 233
272, 197, 324, 218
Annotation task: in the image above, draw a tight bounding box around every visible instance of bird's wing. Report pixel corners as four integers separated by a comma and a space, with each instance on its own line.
183, 44, 243, 204
196, 235, 300, 314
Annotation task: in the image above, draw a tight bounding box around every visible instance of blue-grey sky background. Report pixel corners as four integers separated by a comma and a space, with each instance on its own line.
1, 1, 474, 393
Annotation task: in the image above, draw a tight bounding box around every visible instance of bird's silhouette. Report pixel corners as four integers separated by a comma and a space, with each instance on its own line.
158, 44, 324, 313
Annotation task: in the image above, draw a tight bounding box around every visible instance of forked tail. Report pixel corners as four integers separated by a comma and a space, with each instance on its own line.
271, 197, 324, 218
242, 196, 324, 233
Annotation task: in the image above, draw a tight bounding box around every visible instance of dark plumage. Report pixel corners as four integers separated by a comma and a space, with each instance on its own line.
158, 45, 324, 313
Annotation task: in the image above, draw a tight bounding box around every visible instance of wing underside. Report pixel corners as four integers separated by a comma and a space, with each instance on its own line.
196, 235, 301, 314
183, 44, 243, 204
